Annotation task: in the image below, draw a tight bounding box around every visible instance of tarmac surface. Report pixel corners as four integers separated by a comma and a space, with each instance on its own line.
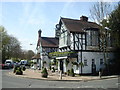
2, 69, 119, 88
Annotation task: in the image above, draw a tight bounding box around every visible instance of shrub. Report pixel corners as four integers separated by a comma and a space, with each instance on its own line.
15, 67, 23, 75
67, 70, 70, 76
70, 68, 75, 77
34, 62, 37, 64
22, 66, 26, 71
13, 66, 18, 73
64, 72, 67, 75
13, 65, 23, 75
41, 68, 48, 78
13, 65, 21, 73
16, 70, 23, 75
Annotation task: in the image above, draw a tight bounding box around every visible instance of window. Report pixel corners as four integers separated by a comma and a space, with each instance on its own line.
86, 30, 99, 46
61, 24, 66, 33
84, 59, 88, 66
100, 59, 103, 65
87, 31, 91, 46
92, 59, 95, 64
60, 24, 68, 46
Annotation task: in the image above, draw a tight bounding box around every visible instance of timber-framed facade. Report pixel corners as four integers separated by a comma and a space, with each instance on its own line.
36, 16, 114, 75
54, 16, 114, 74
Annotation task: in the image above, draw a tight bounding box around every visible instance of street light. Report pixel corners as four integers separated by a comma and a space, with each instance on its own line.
30, 43, 41, 70
30, 44, 33, 45
29, 43, 37, 54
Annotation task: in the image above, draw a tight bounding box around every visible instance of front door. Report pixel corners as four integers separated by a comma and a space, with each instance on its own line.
91, 59, 96, 75
60, 60, 64, 73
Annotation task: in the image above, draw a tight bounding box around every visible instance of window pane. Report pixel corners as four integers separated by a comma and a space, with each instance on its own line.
100, 59, 103, 65
84, 59, 87, 66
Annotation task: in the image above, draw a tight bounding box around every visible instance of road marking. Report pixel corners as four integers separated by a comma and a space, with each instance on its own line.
83, 86, 93, 88
58, 87, 65, 88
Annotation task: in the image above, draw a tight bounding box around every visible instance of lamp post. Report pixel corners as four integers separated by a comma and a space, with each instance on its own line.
29, 43, 37, 53
29, 43, 38, 69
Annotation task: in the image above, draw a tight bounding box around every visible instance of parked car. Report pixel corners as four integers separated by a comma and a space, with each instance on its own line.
13, 62, 20, 68
19, 60, 29, 66
0, 64, 9, 69
5, 60, 14, 68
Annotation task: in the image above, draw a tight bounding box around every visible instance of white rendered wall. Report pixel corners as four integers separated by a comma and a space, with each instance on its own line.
78, 51, 114, 74
42, 55, 50, 69
57, 51, 114, 74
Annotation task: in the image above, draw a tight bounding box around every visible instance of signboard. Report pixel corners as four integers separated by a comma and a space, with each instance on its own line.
48, 51, 78, 58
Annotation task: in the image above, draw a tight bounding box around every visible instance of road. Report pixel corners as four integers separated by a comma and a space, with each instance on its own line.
1, 69, 119, 88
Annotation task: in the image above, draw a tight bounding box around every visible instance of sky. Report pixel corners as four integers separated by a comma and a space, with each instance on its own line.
1, 0, 119, 52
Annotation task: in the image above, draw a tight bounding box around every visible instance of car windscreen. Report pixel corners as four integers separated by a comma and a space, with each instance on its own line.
5, 61, 12, 64
6, 61, 11, 63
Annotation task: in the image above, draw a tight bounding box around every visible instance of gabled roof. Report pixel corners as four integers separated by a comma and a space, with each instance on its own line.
37, 37, 59, 48
60, 17, 100, 33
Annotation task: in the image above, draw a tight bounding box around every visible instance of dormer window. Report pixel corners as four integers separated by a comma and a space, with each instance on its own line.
86, 28, 99, 46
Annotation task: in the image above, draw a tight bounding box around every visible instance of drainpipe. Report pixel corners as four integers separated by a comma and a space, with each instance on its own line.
81, 50, 82, 74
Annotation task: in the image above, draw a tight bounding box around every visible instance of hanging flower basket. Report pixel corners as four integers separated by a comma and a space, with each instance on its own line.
79, 62, 84, 67
41, 68, 48, 78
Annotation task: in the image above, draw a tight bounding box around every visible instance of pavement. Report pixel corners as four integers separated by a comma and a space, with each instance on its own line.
8, 69, 119, 82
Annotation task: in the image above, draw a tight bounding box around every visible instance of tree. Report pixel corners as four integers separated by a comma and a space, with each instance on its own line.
108, 2, 120, 48
20, 50, 27, 60
1, 26, 22, 63
90, 1, 112, 74
90, 2, 111, 24
1, 26, 11, 62
8, 35, 22, 60
19, 50, 34, 60
104, 2, 120, 74
26, 50, 34, 60
1, 26, 35, 63
0, 26, 4, 63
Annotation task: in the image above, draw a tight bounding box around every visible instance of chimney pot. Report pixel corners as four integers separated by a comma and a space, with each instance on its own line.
38, 29, 42, 38
80, 16, 88, 22
38, 29, 42, 33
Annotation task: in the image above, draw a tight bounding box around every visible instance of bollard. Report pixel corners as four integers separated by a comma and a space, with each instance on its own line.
99, 71, 101, 79
59, 70, 62, 80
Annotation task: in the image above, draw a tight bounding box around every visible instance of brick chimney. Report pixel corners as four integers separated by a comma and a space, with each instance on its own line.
37, 29, 42, 47
38, 29, 42, 38
80, 16, 88, 22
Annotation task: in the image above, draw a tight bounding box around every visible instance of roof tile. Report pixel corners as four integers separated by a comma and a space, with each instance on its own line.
61, 17, 100, 32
